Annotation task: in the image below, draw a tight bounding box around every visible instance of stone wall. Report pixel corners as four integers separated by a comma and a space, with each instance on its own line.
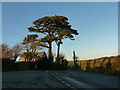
76, 55, 120, 73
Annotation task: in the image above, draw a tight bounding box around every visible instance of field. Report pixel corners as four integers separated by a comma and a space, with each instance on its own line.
68, 61, 74, 68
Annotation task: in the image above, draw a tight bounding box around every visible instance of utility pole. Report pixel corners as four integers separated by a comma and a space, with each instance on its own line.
73, 51, 76, 67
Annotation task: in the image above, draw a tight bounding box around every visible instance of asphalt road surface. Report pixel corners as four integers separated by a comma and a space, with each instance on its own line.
2, 70, 120, 89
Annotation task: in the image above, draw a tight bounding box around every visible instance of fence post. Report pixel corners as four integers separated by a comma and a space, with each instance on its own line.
73, 51, 76, 67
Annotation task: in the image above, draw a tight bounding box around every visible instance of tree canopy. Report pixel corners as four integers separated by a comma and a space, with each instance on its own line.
22, 34, 44, 62
27, 15, 79, 62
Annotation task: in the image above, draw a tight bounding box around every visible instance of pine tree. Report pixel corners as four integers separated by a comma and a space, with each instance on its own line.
28, 15, 79, 63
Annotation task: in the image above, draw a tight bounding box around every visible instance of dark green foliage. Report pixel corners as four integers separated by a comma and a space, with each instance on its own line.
35, 57, 68, 70
2, 58, 16, 72
35, 57, 50, 70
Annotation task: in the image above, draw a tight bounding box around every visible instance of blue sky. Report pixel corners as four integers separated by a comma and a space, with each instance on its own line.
2, 2, 118, 60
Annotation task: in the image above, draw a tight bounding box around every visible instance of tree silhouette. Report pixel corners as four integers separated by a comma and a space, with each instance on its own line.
1, 44, 9, 58
55, 23, 79, 64
22, 34, 44, 62
8, 43, 23, 60
28, 15, 79, 63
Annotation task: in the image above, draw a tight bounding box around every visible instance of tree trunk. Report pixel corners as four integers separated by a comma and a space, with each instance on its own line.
48, 42, 52, 62
56, 39, 62, 64
25, 56, 27, 62
56, 43, 60, 64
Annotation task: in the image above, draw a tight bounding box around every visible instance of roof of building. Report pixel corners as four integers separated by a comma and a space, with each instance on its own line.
16, 51, 47, 62
20, 51, 46, 57
36, 51, 46, 57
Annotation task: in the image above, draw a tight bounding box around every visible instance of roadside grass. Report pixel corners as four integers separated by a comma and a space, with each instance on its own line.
68, 61, 74, 69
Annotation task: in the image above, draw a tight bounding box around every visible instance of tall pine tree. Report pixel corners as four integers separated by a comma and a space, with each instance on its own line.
28, 15, 79, 63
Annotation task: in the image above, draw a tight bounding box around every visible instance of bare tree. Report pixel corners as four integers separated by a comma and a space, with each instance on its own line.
9, 43, 23, 60
22, 34, 44, 62
1, 44, 9, 58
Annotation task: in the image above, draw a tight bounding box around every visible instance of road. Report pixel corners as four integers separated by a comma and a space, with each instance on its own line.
2, 70, 120, 89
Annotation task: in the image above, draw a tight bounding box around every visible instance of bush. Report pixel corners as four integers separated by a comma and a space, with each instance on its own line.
34, 57, 68, 70
2, 58, 17, 72
92, 67, 106, 73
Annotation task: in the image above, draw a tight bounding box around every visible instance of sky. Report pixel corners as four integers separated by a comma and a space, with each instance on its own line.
2, 2, 118, 60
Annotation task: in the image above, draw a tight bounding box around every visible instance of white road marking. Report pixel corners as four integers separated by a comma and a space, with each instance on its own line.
48, 71, 78, 90
64, 76, 95, 88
